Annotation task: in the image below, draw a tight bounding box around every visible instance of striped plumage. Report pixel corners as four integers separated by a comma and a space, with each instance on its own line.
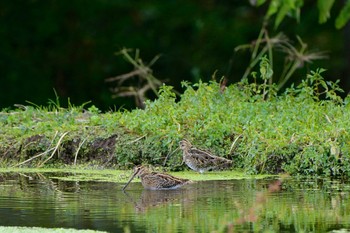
179, 139, 232, 173
122, 165, 191, 190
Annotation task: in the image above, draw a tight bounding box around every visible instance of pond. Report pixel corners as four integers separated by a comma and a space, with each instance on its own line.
0, 171, 350, 233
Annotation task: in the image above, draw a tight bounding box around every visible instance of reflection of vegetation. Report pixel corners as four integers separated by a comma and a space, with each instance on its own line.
118, 179, 350, 232
1, 173, 350, 232
238, 179, 350, 233
0, 227, 106, 233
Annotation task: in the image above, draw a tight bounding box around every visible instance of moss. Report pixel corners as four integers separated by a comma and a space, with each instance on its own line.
0, 167, 271, 183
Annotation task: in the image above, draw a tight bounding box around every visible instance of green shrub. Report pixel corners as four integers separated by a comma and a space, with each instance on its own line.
1, 57, 349, 176
118, 60, 350, 176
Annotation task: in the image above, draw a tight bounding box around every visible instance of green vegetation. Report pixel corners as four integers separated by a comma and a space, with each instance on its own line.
2, 1, 349, 111
2, 2, 350, 233
1, 2, 349, 178
118, 64, 349, 177
1, 57, 349, 177
253, 0, 350, 29
0, 227, 107, 233
0, 168, 270, 183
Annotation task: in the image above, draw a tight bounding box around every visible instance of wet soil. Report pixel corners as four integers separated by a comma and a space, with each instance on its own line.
0, 132, 124, 168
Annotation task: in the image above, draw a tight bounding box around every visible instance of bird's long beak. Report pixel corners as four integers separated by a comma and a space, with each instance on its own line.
122, 170, 139, 191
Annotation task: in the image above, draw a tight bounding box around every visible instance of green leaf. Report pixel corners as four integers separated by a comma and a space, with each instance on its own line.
335, 0, 350, 29
274, 0, 299, 28
293, 0, 304, 23
317, 0, 335, 23
266, 0, 281, 17
257, 0, 267, 6
260, 56, 273, 80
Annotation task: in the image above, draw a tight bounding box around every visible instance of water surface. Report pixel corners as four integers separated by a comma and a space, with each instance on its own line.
0, 172, 350, 232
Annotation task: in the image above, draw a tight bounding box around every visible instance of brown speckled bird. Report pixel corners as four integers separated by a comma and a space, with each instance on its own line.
179, 139, 232, 173
122, 165, 192, 190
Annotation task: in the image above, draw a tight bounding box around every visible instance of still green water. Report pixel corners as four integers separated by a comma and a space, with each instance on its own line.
0, 172, 350, 233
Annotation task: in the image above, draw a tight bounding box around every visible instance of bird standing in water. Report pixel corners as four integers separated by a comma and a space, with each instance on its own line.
179, 139, 233, 173
122, 165, 192, 190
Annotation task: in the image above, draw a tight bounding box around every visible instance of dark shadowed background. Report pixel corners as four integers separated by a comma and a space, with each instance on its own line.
1, 1, 349, 110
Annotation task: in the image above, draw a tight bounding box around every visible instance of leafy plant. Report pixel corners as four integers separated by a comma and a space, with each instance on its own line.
1, 54, 350, 177
117, 56, 349, 176
251, 0, 350, 29
236, 29, 327, 91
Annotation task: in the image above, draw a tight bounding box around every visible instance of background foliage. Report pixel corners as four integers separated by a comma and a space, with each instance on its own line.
1, 0, 349, 110
2, 57, 349, 177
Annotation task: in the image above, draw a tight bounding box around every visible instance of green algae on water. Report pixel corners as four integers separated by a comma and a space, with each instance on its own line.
0, 227, 107, 233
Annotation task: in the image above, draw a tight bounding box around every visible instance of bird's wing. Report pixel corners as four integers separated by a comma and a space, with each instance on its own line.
149, 172, 189, 188
188, 148, 232, 165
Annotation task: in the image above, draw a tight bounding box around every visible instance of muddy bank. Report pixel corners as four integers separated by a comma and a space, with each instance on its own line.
1, 132, 114, 167
0, 129, 177, 169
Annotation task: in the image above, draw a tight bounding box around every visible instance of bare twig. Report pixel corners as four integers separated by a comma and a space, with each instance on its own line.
324, 113, 332, 124
38, 131, 69, 167
229, 134, 242, 154
13, 131, 59, 167
126, 135, 147, 145
74, 138, 87, 166
13, 147, 55, 167
106, 48, 167, 108
105, 70, 146, 84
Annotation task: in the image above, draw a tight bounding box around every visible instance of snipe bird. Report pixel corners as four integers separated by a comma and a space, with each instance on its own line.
122, 165, 191, 190
179, 139, 233, 173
